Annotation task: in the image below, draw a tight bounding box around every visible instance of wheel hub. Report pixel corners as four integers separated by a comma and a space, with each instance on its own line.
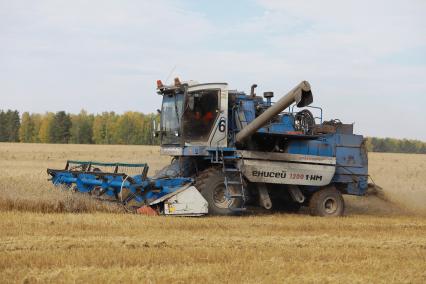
212, 185, 232, 209
323, 197, 337, 214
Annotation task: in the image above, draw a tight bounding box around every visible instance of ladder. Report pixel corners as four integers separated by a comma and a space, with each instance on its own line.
219, 149, 247, 212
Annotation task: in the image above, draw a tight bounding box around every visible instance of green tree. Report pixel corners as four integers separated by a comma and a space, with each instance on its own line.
385, 138, 398, 152
0, 110, 20, 142
50, 111, 72, 143
92, 112, 118, 144
400, 139, 416, 153
114, 112, 145, 145
0, 110, 6, 142
70, 110, 94, 144
367, 136, 426, 154
19, 112, 35, 142
10, 110, 21, 142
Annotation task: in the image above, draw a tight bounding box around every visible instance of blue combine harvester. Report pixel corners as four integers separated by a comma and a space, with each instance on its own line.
48, 79, 369, 216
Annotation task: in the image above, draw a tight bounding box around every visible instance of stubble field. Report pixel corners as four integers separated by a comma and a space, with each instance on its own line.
0, 143, 425, 283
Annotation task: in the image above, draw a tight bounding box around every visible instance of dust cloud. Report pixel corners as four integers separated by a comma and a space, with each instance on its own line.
345, 184, 426, 216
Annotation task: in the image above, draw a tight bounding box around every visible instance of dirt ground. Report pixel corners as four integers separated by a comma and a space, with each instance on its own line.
0, 143, 425, 283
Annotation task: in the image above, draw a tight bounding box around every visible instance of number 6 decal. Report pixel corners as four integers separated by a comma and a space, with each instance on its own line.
218, 117, 226, 132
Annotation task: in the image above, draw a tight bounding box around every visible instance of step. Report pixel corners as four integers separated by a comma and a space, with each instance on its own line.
226, 181, 242, 185
223, 168, 239, 172
226, 194, 244, 198
222, 156, 241, 160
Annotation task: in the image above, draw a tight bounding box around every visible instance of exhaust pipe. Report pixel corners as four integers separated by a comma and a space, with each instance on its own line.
250, 84, 258, 98
235, 81, 313, 144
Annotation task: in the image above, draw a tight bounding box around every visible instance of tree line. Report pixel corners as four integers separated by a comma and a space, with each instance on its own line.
0, 109, 426, 153
1, 109, 158, 145
365, 137, 426, 154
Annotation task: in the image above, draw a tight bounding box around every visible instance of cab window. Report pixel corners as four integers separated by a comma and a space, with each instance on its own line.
182, 89, 219, 142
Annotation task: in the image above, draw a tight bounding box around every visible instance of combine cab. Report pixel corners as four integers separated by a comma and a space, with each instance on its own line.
48, 78, 369, 217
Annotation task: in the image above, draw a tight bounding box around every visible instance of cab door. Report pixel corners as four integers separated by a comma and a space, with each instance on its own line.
183, 83, 228, 147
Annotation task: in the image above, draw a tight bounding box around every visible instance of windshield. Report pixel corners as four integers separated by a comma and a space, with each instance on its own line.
160, 93, 184, 145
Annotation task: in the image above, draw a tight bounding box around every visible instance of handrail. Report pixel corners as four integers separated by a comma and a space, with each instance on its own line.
290, 105, 323, 124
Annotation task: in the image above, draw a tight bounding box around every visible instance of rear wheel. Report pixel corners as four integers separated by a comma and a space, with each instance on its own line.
196, 168, 242, 216
309, 185, 344, 217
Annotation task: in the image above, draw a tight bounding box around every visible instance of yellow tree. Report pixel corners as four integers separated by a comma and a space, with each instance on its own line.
92, 112, 118, 144
19, 112, 34, 142
38, 112, 55, 143
114, 112, 145, 144
31, 114, 42, 142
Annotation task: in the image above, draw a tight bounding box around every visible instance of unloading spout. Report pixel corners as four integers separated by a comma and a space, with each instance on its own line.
235, 81, 313, 144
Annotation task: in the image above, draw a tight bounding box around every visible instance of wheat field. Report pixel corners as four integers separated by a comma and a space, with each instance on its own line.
0, 143, 425, 283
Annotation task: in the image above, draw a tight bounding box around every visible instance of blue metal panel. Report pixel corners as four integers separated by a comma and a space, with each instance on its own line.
281, 115, 295, 129
281, 133, 368, 196
287, 139, 334, 157
241, 100, 256, 123
331, 134, 368, 195
257, 115, 296, 134
335, 134, 364, 147
336, 146, 365, 168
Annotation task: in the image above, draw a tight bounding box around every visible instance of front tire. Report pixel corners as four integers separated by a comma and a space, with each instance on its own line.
309, 185, 345, 217
196, 168, 242, 216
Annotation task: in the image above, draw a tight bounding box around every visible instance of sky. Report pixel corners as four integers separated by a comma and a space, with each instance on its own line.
1, 0, 425, 140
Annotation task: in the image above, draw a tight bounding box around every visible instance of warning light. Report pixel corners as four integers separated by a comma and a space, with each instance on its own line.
174, 77, 181, 86
156, 80, 164, 89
